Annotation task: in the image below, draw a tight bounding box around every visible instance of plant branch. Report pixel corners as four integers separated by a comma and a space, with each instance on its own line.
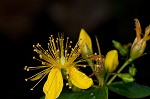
107, 58, 133, 85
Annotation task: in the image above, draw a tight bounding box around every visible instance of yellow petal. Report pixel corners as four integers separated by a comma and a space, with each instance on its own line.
78, 28, 93, 54
68, 66, 93, 89
43, 68, 63, 99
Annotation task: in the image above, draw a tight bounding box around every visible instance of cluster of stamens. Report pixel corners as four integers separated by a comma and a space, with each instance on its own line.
24, 34, 85, 90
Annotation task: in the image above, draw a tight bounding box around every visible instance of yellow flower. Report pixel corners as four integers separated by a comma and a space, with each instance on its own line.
130, 18, 150, 60
78, 28, 93, 56
104, 50, 119, 72
24, 34, 93, 99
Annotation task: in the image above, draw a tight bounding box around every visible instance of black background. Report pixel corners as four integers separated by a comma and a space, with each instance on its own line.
0, 0, 150, 99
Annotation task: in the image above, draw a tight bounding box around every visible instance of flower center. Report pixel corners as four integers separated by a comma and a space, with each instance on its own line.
60, 56, 65, 67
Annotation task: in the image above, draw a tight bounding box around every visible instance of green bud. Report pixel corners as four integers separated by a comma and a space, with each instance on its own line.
118, 73, 135, 83
112, 40, 128, 56
130, 39, 146, 60
71, 85, 81, 92
129, 66, 137, 76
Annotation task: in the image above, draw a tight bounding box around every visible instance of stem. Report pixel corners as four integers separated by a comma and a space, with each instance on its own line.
104, 73, 110, 84
107, 58, 133, 85
106, 87, 108, 99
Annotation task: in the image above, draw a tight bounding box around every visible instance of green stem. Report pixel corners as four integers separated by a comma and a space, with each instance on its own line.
104, 73, 110, 85
106, 87, 108, 99
107, 58, 133, 85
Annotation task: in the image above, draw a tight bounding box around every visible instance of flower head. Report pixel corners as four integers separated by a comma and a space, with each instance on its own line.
24, 34, 93, 99
130, 18, 150, 60
104, 50, 119, 72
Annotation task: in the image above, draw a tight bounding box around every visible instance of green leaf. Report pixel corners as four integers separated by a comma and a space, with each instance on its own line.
108, 81, 150, 98
40, 96, 45, 99
40, 86, 108, 99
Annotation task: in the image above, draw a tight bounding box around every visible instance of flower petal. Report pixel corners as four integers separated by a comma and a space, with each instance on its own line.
78, 28, 93, 55
43, 68, 63, 99
68, 66, 93, 89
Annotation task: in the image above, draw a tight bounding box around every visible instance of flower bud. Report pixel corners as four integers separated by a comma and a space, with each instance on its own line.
71, 85, 81, 92
129, 66, 137, 77
130, 18, 150, 60
130, 39, 146, 60
104, 50, 119, 72
112, 40, 128, 56
118, 73, 135, 83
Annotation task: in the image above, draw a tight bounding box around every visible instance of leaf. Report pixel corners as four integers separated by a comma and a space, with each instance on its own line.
40, 86, 108, 99
108, 81, 150, 98
40, 96, 45, 99
58, 86, 107, 99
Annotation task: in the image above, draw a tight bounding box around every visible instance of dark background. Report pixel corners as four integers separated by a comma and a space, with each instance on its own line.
0, 0, 150, 99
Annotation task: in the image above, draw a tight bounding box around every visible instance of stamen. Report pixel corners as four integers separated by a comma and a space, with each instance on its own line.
75, 64, 87, 68
25, 78, 28, 81
24, 66, 28, 71
25, 68, 51, 81
30, 71, 49, 90
24, 65, 50, 71
67, 42, 82, 64
65, 37, 69, 52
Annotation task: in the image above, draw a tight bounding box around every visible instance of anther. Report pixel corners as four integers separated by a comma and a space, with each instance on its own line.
96, 65, 99, 68
33, 56, 36, 59
26, 68, 29, 71
66, 83, 69, 86
30, 88, 33, 90
69, 86, 72, 89
42, 62, 45, 65
24, 66, 28, 70
39, 55, 42, 58
65, 50, 67, 52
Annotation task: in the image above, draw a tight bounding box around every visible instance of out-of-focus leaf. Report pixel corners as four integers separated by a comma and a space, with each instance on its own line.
40, 86, 108, 99
40, 96, 45, 99
108, 81, 150, 98
58, 86, 107, 99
